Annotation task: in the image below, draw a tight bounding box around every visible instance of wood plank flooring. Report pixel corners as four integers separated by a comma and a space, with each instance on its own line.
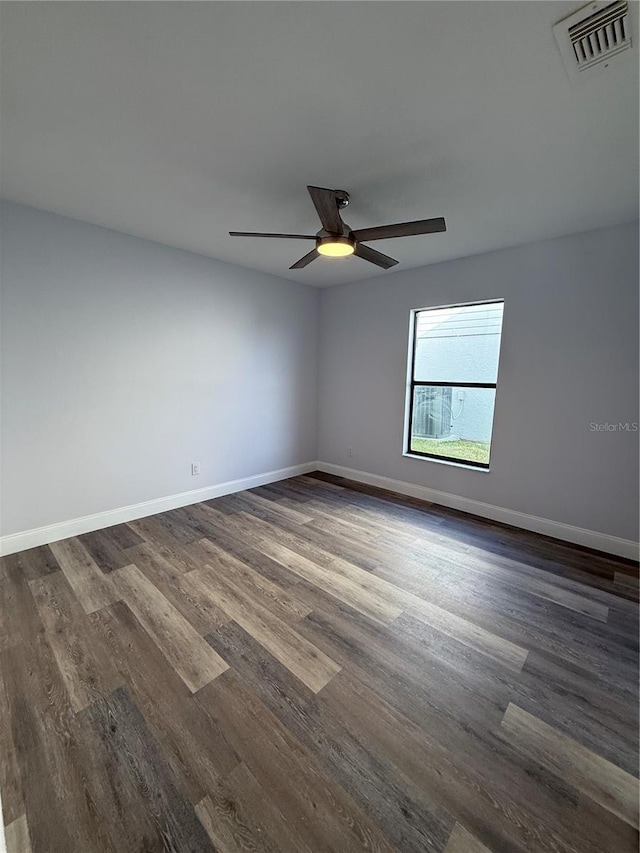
0, 472, 638, 853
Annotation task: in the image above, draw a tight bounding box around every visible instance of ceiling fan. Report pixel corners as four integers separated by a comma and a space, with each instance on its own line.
230, 186, 446, 270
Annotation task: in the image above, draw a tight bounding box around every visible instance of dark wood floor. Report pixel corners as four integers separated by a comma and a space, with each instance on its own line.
1, 473, 638, 853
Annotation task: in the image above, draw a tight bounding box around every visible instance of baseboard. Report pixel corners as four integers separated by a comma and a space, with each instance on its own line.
3, 459, 637, 562
316, 462, 639, 561
0, 461, 317, 557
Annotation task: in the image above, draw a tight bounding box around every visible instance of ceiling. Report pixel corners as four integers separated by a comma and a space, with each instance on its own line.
1, 2, 638, 288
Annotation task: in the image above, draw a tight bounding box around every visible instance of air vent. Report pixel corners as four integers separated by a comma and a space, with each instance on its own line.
553, 1, 636, 81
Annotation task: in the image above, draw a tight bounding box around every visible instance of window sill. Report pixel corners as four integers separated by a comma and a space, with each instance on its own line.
402, 452, 490, 472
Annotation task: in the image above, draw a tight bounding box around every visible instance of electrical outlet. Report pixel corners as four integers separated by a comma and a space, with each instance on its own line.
191, 462, 201, 476
347, 445, 354, 458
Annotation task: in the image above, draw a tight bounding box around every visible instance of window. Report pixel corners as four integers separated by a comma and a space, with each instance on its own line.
405, 300, 504, 469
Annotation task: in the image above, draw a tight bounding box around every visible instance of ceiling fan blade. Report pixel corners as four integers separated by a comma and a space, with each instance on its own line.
354, 243, 399, 269
290, 248, 319, 269
307, 186, 343, 234
229, 231, 316, 240
352, 217, 446, 242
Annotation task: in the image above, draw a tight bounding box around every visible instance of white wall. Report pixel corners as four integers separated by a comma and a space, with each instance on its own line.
318, 222, 639, 544
0, 201, 319, 537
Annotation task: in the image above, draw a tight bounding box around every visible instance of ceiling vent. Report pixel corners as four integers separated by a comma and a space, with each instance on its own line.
553, 1, 636, 81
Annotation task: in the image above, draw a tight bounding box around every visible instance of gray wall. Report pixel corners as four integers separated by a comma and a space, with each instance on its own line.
318, 222, 639, 542
2, 202, 638, 545
0, 202, 319, 536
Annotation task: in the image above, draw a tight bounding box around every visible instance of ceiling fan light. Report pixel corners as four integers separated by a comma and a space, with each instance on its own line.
317, 236, 355, 257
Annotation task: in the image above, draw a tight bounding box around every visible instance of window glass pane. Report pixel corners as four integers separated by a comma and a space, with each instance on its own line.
410, 386, 497, 466
414, 302, 504, 384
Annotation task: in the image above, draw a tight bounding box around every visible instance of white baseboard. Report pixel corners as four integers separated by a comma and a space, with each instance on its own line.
3, 460, 637, 562
316, 462, 639, 561
0, 462, 317, 557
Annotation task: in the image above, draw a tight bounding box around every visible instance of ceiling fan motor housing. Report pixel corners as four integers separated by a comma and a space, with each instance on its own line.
317, 221, 353, 239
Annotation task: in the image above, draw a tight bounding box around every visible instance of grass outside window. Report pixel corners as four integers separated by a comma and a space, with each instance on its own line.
409, 437, 490, 466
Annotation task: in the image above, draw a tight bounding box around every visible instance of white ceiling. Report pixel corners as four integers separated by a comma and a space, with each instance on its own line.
1, 1, 638, 288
